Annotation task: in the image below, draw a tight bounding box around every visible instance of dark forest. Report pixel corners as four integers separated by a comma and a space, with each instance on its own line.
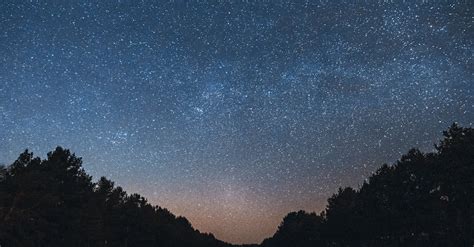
1, 124, 472, 247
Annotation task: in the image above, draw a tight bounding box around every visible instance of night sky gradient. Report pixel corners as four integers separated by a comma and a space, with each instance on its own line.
0, 1, 473, 244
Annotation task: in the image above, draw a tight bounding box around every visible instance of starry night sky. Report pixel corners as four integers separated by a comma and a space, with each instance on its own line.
0, 1, 473, 244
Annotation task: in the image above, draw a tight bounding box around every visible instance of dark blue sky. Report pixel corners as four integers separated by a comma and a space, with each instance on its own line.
0, 1, 472, 244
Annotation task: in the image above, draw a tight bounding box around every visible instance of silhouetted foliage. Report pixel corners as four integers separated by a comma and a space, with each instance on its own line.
0, 147, 231, 247
261, 210, 325, 247
1, 124, 473, 247
262, 123, 473, 247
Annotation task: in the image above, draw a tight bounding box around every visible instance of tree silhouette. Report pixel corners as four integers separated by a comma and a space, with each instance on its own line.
261, 210, 325, 247
263, 124, 473, 247
0, 147, 231, 247
0, 124, 472, 247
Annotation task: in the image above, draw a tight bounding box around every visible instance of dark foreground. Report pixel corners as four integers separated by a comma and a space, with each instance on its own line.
1, 124, 472, 247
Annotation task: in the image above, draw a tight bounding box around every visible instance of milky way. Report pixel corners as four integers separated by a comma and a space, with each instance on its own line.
0, 1, 473, 244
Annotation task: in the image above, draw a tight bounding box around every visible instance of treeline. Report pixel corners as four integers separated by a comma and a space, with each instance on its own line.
261, 123, 473, 247
0, 124, 472, 247
0, 148, 231, 247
